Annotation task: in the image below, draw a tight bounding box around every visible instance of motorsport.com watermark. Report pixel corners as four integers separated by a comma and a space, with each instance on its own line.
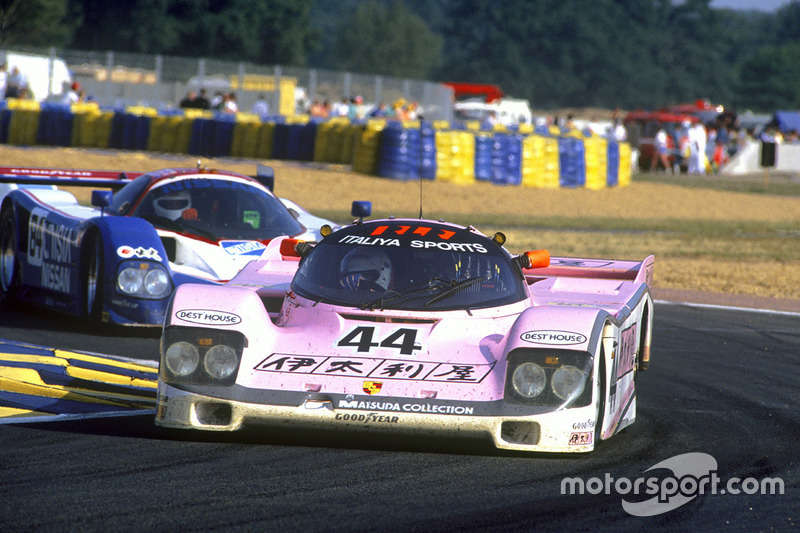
561, 452, 784, 517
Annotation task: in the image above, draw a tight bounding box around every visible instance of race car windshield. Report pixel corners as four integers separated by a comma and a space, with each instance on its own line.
134, 179, 304, 240
291, 232, 527, 311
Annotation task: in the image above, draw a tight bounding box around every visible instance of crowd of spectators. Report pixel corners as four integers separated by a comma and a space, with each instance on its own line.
305, 96, 421, 121
647, 111, 758, 175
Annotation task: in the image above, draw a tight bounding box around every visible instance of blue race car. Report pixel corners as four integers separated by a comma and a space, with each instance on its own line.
0, 164, 331, 326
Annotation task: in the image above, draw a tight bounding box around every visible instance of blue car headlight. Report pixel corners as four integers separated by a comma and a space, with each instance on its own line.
116, 261, 172, 299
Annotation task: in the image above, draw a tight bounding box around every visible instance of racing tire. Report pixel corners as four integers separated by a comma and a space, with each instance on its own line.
0, 209, 21, 303
84, 236, 104, 323
594, 351, 607, 445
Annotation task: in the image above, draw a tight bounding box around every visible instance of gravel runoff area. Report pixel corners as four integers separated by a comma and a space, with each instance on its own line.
1, 145, 798, 314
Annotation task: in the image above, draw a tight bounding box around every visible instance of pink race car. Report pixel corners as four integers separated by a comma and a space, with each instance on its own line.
156, 202, 654, 453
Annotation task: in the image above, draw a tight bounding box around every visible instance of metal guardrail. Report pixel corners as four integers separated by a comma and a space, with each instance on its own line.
9, 46, 453, 121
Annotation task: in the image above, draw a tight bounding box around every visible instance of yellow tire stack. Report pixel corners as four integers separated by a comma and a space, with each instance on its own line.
435, 130, 475, 184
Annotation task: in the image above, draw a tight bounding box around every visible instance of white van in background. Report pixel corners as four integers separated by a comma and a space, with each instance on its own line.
0, 50, 72, 101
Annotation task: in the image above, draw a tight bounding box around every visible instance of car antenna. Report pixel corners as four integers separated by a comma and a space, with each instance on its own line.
419, 173, 423, 219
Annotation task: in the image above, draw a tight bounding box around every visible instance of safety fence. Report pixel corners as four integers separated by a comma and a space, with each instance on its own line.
0, 98, 631, 188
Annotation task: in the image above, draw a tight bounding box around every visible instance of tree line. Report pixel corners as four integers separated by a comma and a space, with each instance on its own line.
2, 0, 799, 113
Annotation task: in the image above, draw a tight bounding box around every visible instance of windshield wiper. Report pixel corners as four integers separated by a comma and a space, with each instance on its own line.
360, 277, 452, 310
424, 276, 485, 307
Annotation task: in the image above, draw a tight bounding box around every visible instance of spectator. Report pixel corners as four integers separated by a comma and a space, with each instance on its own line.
687, 121, 708, 174
711, 140, 728, 172
252, 94, 269, 116
310, 100, 329, 118
333, 97, 349, 117
62, 82, 82, 105
210, 91, 224, 110
0, 63, 7, 99
368, 102, 387, 118
612, 119, 627, 142
195, 89, 210, 109
179, 90, 197, 108
223, 92, 238, 114
650, 127, 672, 173
5, 66, 25, 98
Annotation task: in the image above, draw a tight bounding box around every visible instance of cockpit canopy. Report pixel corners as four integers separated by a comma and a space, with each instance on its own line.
126, 174, 304, 240
291, 221, 527, 311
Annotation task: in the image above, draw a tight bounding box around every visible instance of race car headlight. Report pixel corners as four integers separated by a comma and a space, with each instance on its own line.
117, 261, 172, 299
164, 341, 200, 376
511, 362, 547, 398
505, 349, 593, 408
204, 344, 239, 379
144, 268, 170, 296
117, 267, 143, 295
160, 326, 247, 385
551, 365, 587, 401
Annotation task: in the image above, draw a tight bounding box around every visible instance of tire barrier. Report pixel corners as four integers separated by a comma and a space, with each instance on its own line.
435, 129, 475, 184
378, 121, 423, 180
352, 121, 384, 175
584, 136, 608, 190
558, 136, 586, 188
489, 133, 523, 186
474, 133, 493, 182
0, 100, 632, 188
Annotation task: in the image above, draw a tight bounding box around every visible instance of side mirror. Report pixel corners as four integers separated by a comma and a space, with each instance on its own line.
351, 201, 372, 222
256, 163, 275, 191
91, 190, 113, 216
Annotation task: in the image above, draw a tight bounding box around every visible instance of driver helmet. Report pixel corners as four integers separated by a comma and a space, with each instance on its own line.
154, 190, 191, 220
339, 247, 392, 290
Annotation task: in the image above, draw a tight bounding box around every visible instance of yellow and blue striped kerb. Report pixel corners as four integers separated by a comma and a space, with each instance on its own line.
0, 339, 157, 422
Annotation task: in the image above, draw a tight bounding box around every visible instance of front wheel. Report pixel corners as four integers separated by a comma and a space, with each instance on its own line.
594, 352, 607, 445
84, 237, 104, 323
0, 209, 21, 302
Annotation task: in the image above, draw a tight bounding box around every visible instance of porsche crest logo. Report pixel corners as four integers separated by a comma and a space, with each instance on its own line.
363, 381, 383, 395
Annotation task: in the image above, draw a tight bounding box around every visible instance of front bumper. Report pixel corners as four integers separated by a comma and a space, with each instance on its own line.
155, 383, 600, 453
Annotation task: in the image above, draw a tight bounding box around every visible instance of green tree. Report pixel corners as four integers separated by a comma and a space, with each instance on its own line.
331, 1, 442, 79
0, 0, 78, 47
70, 0, 317, 66
736, 42, 800, 111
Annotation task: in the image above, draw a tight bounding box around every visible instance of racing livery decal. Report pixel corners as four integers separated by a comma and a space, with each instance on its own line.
27, 207, 76, 293
255, 353, 495, 383
334, 412, 399, 423
175, 309, 242, 325
337, 398, 474, 415
337, 326, 422, 356
363, 381, 383, 395
220, 241, 267, 257
520, 330, 587, 345
117, 245, 162, 261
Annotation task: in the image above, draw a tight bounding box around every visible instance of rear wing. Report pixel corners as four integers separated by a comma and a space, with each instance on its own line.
0, 166, 142, 190
0, 164, 277, 191
525, 255, 655, 285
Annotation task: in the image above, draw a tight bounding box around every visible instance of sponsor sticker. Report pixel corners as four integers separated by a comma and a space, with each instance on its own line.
117, 245, 162, 261
363, 381, 383, 395
255, 353, 495, 383
220, 240, 266, 256
569, 431, 594, 446
334, 412, 399, 424
175, 309, 242, 325
520, 330, 587, 345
